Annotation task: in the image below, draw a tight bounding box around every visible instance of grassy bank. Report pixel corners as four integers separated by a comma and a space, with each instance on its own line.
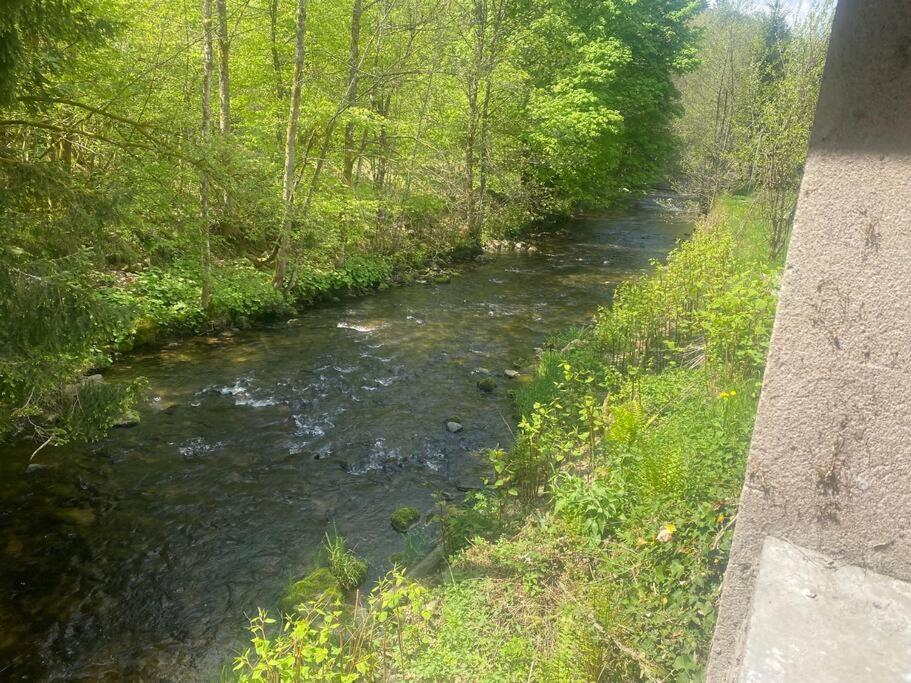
230, 196, 783, 681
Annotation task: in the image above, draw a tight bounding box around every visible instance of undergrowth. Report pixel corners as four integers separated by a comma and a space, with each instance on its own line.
230, 196, 782, 681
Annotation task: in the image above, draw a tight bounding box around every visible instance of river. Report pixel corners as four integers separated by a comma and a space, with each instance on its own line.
0, 199, 692, 680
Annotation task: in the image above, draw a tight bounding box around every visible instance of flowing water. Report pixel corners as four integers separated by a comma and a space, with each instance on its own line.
0, 199, 692, 680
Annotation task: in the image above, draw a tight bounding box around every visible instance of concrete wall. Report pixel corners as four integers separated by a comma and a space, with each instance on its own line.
706, 0, 911, 679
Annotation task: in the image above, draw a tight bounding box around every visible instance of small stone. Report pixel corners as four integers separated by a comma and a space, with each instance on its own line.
504, 369, 520, 379
803, 588, 818, 599
446, 421, 463, 433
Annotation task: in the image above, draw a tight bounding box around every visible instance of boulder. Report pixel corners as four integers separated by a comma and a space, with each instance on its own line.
391, 506, 421, 533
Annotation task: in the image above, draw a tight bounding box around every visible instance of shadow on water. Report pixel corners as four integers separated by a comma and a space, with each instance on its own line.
0, 199, 693, 680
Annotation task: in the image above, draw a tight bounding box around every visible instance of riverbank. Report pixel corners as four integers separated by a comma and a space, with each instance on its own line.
0, 223, 549, 445
232, 195, 782, 681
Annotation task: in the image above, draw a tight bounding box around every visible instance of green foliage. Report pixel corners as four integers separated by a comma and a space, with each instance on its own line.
234, 572, 432, 682
673, 0, 832, 254
324, 532, 368, 592
0, 252, 139, 444
439, 491, 503, 556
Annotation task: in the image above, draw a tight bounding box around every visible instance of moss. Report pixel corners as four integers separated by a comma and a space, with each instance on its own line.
279, 567, 342, 612
133, 316, 158, 347
391, 506, 421, 533
477, 377, 497, 394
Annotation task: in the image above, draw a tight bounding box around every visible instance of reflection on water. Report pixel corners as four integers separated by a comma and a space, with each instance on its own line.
0, 202, 692, 680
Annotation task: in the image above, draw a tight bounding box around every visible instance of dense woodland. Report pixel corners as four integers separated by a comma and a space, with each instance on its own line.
2, 0, 706, 446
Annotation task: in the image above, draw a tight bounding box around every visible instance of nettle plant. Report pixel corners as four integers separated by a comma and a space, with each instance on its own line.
234, 572, 432, 682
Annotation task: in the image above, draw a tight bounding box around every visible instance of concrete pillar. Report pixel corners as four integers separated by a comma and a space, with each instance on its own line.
707, 0, 911, 679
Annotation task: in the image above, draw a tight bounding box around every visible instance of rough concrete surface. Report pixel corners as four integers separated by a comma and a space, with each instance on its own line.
707, 0, 911, 679
739, 537, 911, 683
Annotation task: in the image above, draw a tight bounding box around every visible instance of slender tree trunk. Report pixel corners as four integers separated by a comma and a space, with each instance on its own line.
465, 0, 487, 245
477, 74, 492, 234
274, 0, 309, 288
343, 0, 363, 185
269, 0, 285, 100
200, 0, 214, 309
215, 0, 232, 215
215, 0, 230, 135
269, 0, 286, 148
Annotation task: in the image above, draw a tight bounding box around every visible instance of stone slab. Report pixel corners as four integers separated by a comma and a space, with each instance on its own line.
740, 537, 911, 683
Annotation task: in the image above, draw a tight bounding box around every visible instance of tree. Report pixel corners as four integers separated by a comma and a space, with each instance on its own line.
274, 0, 309, 288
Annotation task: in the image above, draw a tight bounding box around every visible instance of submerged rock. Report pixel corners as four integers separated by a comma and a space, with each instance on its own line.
477, 377, 497, 394
504, 369, 520, 379
446, 421, 463, 433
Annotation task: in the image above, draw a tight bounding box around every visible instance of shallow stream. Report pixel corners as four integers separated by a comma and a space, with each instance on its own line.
0, 199, 692, 679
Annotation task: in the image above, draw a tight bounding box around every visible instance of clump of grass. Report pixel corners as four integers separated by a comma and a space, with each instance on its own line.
324, 531, 368, 591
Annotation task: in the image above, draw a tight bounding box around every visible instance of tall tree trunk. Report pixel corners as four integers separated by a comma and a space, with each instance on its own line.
215, 0, 231, 215
200, 0, 214, 309
477, 74, 492, 235
342, 0, 363, 185
465, 0, 487, 246
269, 0, 286, 147
215, 0, 230, 134
274, 0, 309, 288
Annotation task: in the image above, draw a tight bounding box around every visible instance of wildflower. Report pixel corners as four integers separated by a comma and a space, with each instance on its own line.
730, 389, 737, 397
720, 391, 729, 399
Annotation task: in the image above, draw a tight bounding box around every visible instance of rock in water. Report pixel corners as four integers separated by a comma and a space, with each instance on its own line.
504, 369, 520, 379
446, 421, 463, 433
391, 507, 421, 533
477, 378, 497, 393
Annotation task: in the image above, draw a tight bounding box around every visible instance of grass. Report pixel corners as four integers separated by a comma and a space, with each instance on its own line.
229, 195, 782, 681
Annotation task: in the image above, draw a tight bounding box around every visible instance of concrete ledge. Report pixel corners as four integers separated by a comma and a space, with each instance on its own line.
740, 537, 911, 683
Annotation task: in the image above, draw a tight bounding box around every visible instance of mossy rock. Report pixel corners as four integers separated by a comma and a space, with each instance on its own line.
133, 316, 158, 347
391, 506, 421, 533
280, 568, 342, 612
477, 377, 497, 394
